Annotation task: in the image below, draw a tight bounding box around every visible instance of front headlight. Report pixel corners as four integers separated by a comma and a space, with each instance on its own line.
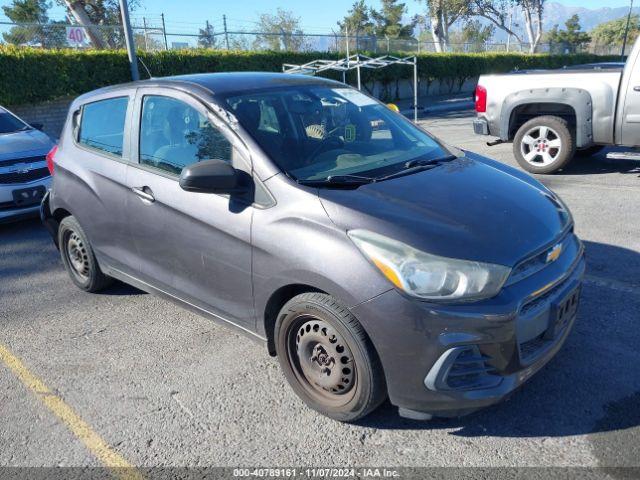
348, 230, 511, 302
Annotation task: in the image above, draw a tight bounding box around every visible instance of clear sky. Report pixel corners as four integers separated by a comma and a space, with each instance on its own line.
1, 0, 635, 32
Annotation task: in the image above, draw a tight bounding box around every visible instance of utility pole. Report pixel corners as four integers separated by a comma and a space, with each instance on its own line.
223, 14, 230, 50
161, 13, 168, 50
506, 9, 513, 52
142, 17, 148, 51
344, 26, 349, 84
119, 0, 139, 81
621, 0, 635, 60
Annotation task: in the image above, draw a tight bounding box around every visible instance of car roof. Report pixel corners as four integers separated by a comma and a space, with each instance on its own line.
76, 72, 343, 103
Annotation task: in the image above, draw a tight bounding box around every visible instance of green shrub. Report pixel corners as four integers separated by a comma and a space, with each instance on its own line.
0, 45, 619, 106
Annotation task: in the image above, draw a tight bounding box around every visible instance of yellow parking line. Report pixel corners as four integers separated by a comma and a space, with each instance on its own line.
0, 343, 143, 480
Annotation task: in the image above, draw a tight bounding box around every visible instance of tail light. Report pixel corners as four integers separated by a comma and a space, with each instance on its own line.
475, 85, 487, 113
46, 145, 58, 175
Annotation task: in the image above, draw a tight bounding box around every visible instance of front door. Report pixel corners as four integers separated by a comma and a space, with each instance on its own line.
125, 89, 255, 329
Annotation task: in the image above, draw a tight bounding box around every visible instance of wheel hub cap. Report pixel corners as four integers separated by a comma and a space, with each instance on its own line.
66, 232, 90, 279
294, 318, 355, 395
521, 125, 562, 166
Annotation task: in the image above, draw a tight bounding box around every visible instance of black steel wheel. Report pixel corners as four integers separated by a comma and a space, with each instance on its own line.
275, 292, 386, 422
58, 216, 112, 292
290, 316, 357, 404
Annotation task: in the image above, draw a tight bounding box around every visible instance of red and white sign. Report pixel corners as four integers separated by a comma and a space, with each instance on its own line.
66, 26, 89, 47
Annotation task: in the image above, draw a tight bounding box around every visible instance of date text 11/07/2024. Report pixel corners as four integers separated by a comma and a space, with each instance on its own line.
232, 468, 401, 478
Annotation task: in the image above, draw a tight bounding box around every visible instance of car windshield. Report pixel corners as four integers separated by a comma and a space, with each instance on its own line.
0, 108, 29, 134
225, 85, 452, 182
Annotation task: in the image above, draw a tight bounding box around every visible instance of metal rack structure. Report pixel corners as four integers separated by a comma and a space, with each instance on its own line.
282, 54, 419, 123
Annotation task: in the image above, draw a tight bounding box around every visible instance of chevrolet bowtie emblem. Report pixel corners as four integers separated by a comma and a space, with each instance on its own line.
11, 163, 30, 174
546, 243, 563, 263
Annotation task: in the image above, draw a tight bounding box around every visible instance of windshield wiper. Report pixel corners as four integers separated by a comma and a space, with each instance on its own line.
296, 155, 458, 188
403, 154, 457, 169
374, 155, 458, 182
297, 174, 375, 187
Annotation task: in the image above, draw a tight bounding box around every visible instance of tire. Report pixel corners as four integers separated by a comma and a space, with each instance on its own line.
513, 116, 576, 174
58, 216, 112, 292
274, 292, 387, 422
577, 145, 605, 157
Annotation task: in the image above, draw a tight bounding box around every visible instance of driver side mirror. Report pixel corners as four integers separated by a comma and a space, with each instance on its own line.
179, 159, 241, 194
30, 122, 44, 131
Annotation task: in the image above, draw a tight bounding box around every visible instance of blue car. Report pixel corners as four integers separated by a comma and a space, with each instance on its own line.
0, 105, 55, 223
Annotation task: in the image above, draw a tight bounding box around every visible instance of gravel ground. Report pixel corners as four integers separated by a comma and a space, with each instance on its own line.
1, 110, 639, 474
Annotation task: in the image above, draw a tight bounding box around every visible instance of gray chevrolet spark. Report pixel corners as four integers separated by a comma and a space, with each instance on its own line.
42, 72, 584, 422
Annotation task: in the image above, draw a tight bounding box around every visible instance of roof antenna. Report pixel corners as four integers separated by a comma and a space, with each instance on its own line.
138, 57, 153, 79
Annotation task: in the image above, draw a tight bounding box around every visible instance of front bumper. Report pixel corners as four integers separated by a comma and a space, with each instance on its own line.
351, 239, 585, 417
0, 177, 51, 224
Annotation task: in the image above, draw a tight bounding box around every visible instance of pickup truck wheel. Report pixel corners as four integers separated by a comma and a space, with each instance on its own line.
514, 116, 576, 174
58, 216, 113, 292
275, 292, 387, 422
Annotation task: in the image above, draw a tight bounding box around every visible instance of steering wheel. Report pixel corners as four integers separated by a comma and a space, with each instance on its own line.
308, 136, 345, 162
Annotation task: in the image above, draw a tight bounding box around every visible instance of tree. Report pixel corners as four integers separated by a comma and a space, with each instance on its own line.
519, 0, 545, 53
423, 0, 468, 52
2, 0, 50, 46
591, 15, 640, 48
371, 0, 414, 38
198, 21, 216, 48
546, 14, 590, 53
337, 1, 375, 36
467, 0, 546, 53
58, 0, 141, 49
449, 19, 495, 50
253, 8, 307, 51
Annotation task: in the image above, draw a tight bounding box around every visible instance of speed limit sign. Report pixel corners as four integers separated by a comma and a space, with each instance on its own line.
66, 26, 89, 47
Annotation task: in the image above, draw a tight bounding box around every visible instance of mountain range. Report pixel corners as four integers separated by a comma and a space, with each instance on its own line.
486, 2, 638, 41
542, 2, 637, 31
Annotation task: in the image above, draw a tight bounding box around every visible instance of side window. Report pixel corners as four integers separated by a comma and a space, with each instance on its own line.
78, 97, 129, 157
139, 95, 232, 176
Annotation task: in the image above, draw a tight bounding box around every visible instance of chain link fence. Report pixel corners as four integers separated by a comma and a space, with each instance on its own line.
0, 20, 629, 56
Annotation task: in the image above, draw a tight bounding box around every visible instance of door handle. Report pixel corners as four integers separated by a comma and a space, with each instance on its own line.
132, 186, 155, 203
634, 86, 640, 92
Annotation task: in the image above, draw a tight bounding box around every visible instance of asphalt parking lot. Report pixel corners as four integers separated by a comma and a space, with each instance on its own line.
1, 110, 639, 472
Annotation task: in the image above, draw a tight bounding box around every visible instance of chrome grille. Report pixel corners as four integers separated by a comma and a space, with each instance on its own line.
508, 231, 578, 285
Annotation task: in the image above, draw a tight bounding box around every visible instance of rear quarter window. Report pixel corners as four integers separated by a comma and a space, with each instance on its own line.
78, 97, 129, 157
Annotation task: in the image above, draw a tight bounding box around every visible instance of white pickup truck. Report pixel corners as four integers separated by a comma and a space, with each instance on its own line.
473, 37, 640, 174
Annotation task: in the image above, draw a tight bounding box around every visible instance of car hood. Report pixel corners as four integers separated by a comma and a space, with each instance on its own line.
318, 153, 570, 267
0, 129, 54, 160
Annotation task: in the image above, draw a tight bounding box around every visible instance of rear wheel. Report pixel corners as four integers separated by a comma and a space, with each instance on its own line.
513, 116, 576, 174
275, 292, 386, 422
58, 216, 112, 292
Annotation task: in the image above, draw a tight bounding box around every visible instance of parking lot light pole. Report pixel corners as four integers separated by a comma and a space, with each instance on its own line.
119, 0, 139, 81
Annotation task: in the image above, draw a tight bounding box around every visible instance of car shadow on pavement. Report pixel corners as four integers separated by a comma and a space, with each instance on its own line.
358, 240, 640, 441
557, 148, 640, 176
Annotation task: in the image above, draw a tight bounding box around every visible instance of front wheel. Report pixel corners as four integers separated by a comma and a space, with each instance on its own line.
513, 116, 576, 174
275, 292, 387, 422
